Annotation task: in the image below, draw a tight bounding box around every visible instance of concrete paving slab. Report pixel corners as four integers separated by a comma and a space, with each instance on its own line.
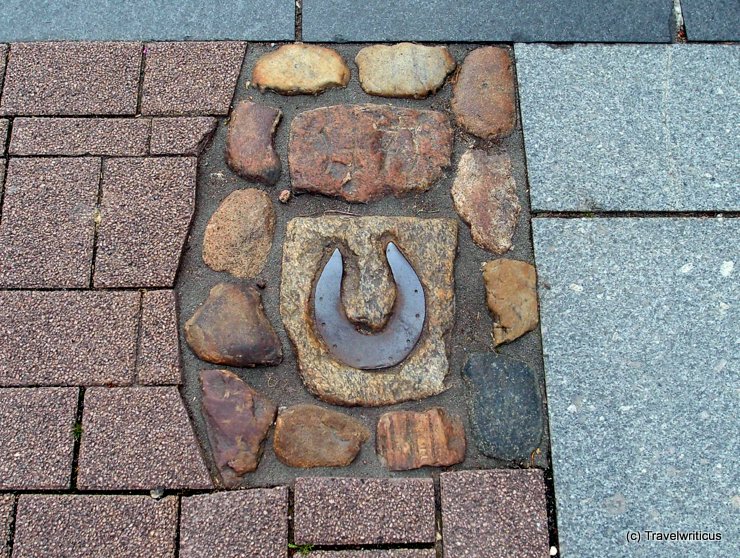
12, 495, 177, 558
302, 1, 672, 42
77, 386, 212, 490
180, 488, 288, 558
0, 42, 141, 116
150, 117, 218, 155
0, 157, 99, 288
682, 0, 740, 40
0, 494, 12, 558
0, 291, 139, 386
312, 552, 436, 558
294, 477, 436, 545
517, 44, 740, 212
533, 217, 739, 557
0, 388, 78, 490
0, 1, 294, 41
0, 119, 7, 156
137, 290, 182, 385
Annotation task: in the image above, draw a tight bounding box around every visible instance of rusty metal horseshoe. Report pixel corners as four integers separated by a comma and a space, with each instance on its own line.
313, 242, 426, 370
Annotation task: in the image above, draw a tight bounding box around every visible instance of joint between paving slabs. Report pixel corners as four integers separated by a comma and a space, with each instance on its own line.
532, 210, 740, 219
295, 0, 303, 42
69, 387, 85, 491
88, 158, 105, 287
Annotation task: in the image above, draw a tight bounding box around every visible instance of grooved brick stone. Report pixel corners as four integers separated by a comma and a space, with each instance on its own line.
12, 495, 177, 558
180, 488, 288, 558
0, 388, 78, 490
95, 157, 196, 288
137, 290, 182, 385
141, 42, 246, 115
77, 386, 212, 490
150, 117, 218, 155
0, 42, 141, 116
0, 291, 140, 386
0, 157, 100, 288
9, 117, 149, 156
294, 477, 436, 545
0, 494, 13, 558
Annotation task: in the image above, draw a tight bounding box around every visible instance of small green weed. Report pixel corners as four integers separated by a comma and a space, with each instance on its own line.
71, 422, 83, 441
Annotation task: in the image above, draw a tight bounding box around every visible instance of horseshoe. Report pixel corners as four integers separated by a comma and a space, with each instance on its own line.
314, 242, 426, 370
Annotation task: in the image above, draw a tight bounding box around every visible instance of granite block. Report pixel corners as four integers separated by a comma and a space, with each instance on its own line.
533, 217, 739, 557
682, 0, 739, 40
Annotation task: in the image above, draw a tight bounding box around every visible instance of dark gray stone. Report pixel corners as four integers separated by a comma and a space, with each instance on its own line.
0, 1, 294, 41
302, 1, 672, 42
682, 0, 739, 40
463, 353, 543, 462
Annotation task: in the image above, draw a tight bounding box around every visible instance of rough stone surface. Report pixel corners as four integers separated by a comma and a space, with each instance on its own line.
180, 488, 288, 558
312, 553, 435, 558
682, 0, 739, 41
483, 259, 538, 346
137, 290, 181, 385
355, 43, 455, 98
0, 494, 12, 558
517, 44, 740, 211
533, 217, 739, 557
252, 44, 350, 95
441, 470, 549, 558
0, 157, 99, 288
185, 283, 282, 367
274, 404, 370, 468
0, 42, 141, 115
294, 477, 436, 545
141, 42, 246, 115
281, 217, 457, 406
0, 388, 78, 490
202, 188, 276, 278
463, 353, 543, 461
77, 386, 212, 490
150, 117, 218, 155
95, 157, 196, 287
0, 119, 8, 156
451, 47, 516, 139
376, 408, 466, 471
9, 117, 149, 156
289, 104, 453, 203
200, 370, 277, 486
452, 150, 520, 255
0, 291, 139, 386
12, 495, 177, 558
226, 101, 282, 184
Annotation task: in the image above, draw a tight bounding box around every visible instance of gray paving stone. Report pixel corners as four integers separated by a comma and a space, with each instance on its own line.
0, 291, 139, 386
180, 488, 288, 558
77, 386, 212, 490
517, 44, 740, 212
682, 0, 740, 40
533, 217, 739, 557
0, 42, 141, 116
0, 157, 99, 288
0, 1, 294, 41
137, 290, 182, 385
0, 494, 13, 558
0, 388, 78, 490
440, 470, 549, 558
294, 477, 436, 545
302, 1, 671, 42
12, 495, 177, 558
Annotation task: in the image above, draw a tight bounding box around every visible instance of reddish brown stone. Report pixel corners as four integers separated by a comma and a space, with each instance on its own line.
289, 104, 453, 203
483, 259, 539, 346
376, 408, 466, 471
451, 47, 517, 139
185, 283, 282, 367
200, 370, 277, 486
150, 117, 218, 155
451, 149, 521, 255
273, 405, 370, 468
226, 101, 282, 184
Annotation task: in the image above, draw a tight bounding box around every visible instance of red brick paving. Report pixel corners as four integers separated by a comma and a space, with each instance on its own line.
137, 290, 182, 385
150, 116, 218, 155
179, 488, 288, 558
77, 387, 212, 490
0, 291, 139, 386
0, 157, 99, 288
0, 388, 78, 490
12, 495, 177, 558
0, 42, 141, 116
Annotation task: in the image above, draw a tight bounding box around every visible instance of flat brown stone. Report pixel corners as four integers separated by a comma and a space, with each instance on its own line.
452, 149, 521, 255
273, 405, 370, 468
150, 117, 218, 155
185, 283, 282, 367
137, 290, 181, 385
289, 104, 453, 203
202, 189, 276, 279
451, 46, 516, 139
226, 101, 282, 184
483, 259, 539, 346
200, 369, 277, 486
376, 408, 466, 471
252, 44, 350, 95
